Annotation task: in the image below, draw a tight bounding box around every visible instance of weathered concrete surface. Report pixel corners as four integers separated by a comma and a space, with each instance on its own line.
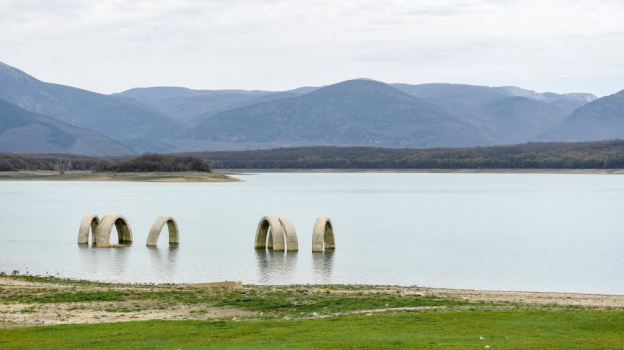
146, 215, 179, 246
254, 216, 285, 251
278, 217, 299, 252
95, 214, 133, 248
312, 217, 335, 252
77, 214, 99, 244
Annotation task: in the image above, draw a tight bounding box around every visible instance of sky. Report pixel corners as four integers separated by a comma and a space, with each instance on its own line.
1, 0, 624, 97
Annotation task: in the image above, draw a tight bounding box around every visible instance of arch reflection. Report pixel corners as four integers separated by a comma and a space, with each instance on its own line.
255, 249, 298, 284
147, 245, 179, 279
312, 250, 335, 284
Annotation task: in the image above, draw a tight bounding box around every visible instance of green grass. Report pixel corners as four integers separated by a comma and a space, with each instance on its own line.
212, 289, 471, 315
1, 310, 623, 349
2, 276, 623, 348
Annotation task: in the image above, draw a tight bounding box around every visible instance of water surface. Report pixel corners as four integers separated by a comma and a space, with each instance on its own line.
0, 173, 623, 294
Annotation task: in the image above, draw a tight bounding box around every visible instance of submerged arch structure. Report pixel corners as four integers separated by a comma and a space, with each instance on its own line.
254, 216, 298, 252
312, 217, 335, 252
95, 214, 133, 247
77, 214, 100, 244
278, 217, 299, 251
146, 215, 179, 246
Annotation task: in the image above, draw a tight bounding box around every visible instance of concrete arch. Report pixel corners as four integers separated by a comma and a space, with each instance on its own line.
278, 217, 298, 252
95, 214, 133, 247
77, 214, 100, 244
312, 217, 335, 252
254, 216, 285, 251
146, 215, 179, 246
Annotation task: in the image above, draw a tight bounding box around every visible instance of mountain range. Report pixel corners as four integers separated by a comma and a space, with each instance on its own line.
1, 61, 623, 156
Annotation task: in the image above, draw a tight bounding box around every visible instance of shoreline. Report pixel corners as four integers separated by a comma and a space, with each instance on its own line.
0, 170, 240, 182
219, 168, 624, 175
1, 169, 623, 181
1, 275, 623, 328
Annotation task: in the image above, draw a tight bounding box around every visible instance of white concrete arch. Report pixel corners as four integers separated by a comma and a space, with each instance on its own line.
146, 215, 179, 246
278, 217, 298, 252
254, 216, 285, 251
77, 214, 100, 244
95, 214, 133, 247
312, 217, 335, 252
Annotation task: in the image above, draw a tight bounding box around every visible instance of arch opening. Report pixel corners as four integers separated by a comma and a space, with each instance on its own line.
78, 214, 100, 244
146, 215, 179, 247
312, 217, 335, 252
95, 214, 133, 247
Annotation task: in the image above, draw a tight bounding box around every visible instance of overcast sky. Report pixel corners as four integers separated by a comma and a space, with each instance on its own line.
1, 0, 623, 96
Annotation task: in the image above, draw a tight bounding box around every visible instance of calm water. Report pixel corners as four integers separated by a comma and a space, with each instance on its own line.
1, 173, 623, 295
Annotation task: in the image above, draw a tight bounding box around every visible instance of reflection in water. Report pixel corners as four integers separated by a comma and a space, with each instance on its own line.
312, 251, 334, 284
78, 245, 131, 281
147, 245, 179, 279
255, 249, 298, 284
77, 244, 98, 278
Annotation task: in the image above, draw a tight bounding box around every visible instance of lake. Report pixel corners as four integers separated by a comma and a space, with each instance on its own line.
1, 172, 623, 295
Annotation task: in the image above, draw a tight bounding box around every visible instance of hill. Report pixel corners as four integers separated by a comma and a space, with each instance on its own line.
188, 79, 496, 149
393, 83, 595, 143
543, 89, 624, 142
0, 62, 186, 145
0, 98, 134, 156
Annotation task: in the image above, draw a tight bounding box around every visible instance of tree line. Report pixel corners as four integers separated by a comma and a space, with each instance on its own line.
93, 154, 211, 172
191, 140, 624, 169
2, 140, 624, 171
0, 153, 211, 172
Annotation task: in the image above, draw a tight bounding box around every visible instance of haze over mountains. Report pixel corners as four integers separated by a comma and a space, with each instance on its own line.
1, 61, 623, 156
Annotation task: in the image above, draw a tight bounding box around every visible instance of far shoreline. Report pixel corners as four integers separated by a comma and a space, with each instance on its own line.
0, 170, 240, 182
1, 168, 623, 182
221, 168, 624, 175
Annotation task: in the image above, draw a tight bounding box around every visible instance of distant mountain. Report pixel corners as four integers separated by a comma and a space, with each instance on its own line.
188, 79, 496, 149
115, 86, 318, 124
1, 61, 609, 155
476, 97, 569, 144
393, 83, 596, 143
392, 83, 507, 106
543, 89, 624, 142
0, 62, 186, 144
0, 98, 133, 156
491, 86, 595, 116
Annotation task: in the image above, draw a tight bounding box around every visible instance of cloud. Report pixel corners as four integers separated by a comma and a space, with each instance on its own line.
1, 0, 623, 96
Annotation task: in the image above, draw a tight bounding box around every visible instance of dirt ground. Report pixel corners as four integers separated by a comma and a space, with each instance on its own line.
0, 277, 253, 327
2, 276, 623, 328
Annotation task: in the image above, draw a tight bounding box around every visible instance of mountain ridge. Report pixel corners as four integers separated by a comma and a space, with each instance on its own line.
542, 89, 624, 142
0, 97, 134, 156
2, 61, 622, 156
188, 79, 496, 149
0, 62, 186, 144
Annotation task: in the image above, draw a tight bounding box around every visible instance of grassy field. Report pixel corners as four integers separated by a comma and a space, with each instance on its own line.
3, 311, 624, 349
1, 275, 623, 349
